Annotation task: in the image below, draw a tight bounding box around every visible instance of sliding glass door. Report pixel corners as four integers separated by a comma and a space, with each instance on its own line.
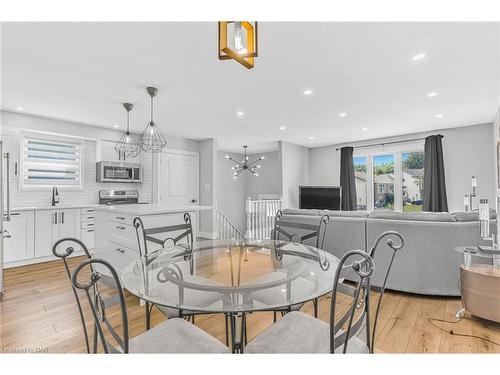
354, 143, 424, 212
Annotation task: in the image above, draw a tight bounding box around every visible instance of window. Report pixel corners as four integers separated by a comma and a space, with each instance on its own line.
354, 143, 424, 212
402, 151, 424, 212
373, 154, 394, 211
21, 133, 84, 189
353, 156, 367, 210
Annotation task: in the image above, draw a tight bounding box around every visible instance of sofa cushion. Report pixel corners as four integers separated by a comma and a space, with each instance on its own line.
320, 210, 370, 218
451, 209, 497, 222
369, 211, 456, 222
282, 208, 322, 216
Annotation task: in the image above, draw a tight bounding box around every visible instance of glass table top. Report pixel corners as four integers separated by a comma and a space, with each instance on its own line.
121, 238, 339, 313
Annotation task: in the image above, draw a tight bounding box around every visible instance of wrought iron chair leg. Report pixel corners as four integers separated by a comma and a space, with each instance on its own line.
93, 323, 98, 353
191, 315, 195, 325
313, 298, 318, 318
225, 314, 229, 346
273, 311, 277, 322
145, 301, 151, 330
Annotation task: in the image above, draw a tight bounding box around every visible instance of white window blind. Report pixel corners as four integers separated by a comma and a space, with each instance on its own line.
21, 134, 83, 189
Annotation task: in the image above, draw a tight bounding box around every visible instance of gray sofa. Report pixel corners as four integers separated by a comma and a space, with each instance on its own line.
281, 209, 497, 296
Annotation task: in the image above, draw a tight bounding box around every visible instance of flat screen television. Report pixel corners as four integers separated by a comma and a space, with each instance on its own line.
299, 186, 342, 210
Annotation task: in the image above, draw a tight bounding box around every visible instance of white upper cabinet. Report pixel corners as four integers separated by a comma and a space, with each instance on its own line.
97, 140, 142, 164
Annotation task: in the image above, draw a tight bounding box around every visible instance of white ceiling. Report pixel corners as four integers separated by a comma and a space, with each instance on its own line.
1, 22, 499, 153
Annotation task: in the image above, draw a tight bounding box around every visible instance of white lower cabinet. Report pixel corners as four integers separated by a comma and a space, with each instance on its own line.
35, 208, 81, 258
2, 211, 35, 263
80, 208, 95, 250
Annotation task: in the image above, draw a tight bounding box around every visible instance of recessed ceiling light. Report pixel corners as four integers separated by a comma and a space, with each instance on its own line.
339, 112, 347, 118
113, 124, 119, 128
303, 89, 313, 95
435, 113, 443, 118
237, 111, 245, 116
426, 92, 437, 98
16, 106, 24, 111
309, 136, 314, 140
279, 125, 286, 130
362, 127, 368, 131
412, 53, 426, 61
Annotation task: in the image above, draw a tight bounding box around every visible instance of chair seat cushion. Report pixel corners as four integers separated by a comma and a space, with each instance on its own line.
129, 318, 230, 353
245, 312, 368, 354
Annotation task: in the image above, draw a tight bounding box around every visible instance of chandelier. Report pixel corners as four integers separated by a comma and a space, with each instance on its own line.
114, 103, 141, 159
218, 21, 258, 69
226, 146, 264, 179
137, 86, 167, 153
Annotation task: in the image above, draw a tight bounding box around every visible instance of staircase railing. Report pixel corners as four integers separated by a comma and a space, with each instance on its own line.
245, 197, 283, 239
215, 208, 244, 239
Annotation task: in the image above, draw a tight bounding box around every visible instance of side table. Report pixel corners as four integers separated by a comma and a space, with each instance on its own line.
455, 246, 500, 323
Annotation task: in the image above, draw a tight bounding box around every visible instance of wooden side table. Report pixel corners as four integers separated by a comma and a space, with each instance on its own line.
460, 264, 500, 323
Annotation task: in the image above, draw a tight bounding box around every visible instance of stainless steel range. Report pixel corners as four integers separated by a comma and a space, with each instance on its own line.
99, 190, 140, 205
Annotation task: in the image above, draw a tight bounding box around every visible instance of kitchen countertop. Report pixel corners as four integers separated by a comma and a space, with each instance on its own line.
6, 204, 101, 212
5, 202, 149, 213
94, 203, 213, 215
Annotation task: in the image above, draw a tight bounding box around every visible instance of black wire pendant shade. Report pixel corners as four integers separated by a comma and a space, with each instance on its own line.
138, 86, 167, 153
114, 103, 142, 158
225, 145, 264, 178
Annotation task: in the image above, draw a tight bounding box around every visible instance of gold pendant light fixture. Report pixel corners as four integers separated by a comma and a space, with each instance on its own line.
138, 86, 167, 153
218, 21, 258, 69
115, 102, 141, 158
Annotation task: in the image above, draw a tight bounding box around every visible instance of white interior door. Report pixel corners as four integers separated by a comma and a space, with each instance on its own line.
157, 149, 199, 206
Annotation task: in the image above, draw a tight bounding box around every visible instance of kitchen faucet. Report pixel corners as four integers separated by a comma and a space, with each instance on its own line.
51, 186, 59, 206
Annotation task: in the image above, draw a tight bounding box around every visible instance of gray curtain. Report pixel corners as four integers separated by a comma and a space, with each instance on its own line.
423, 135, 448, 212
340, 146, 357, 211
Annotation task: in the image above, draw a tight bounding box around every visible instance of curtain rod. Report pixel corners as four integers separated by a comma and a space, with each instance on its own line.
335, 134, 443, 151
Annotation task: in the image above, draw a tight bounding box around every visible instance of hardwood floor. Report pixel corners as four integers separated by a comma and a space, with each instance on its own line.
2, 256, 500, 353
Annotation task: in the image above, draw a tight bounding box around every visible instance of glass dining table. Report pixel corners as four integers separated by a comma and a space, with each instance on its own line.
121, 238, 339, 353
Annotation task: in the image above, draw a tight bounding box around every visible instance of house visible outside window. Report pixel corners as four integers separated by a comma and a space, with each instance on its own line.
353, 142, 424, 212
21, 132, 84, 190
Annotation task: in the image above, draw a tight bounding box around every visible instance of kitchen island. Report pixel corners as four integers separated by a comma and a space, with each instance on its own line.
93, 204, 212, 275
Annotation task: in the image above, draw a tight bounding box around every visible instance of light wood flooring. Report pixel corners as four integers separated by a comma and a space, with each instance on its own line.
1, 256, 500, 353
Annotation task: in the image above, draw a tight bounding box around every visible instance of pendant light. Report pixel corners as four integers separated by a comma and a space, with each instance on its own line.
115, 103, 141, 159
225, 145, 264, 178
138, 86, 167, 153
218, 21, 258, 69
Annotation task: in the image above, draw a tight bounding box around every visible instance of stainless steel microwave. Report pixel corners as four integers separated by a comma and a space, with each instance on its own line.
96, 161, 142, 183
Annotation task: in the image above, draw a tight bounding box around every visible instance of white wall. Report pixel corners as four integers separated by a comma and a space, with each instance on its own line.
199, 138, 217, 235
0, 110, 201, 208
309, 123, 496, 212
216, 151, 247, 232
216, 150, 281, 232
280, 141, 310, 208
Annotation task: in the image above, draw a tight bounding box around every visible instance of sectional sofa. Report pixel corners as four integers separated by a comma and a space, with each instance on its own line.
281, 209, 497, 296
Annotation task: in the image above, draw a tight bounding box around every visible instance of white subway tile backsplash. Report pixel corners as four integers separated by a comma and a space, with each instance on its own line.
9, 140, 153, 208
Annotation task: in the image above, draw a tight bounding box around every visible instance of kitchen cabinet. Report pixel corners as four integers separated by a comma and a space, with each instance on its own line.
97, 140, 142, 163
2, 211, 35, 263
80, 208, 95, 250
0, 133, 20, 179
35, 208, 81, 258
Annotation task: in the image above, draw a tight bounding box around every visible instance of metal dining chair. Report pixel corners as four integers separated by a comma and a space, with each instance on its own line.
245, 231, 405, 353
133, 213, 199, 330
71, 258, 229, 353
52, 238, 119, 353
269, 210, 330, 319
52, 238, 94, 353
